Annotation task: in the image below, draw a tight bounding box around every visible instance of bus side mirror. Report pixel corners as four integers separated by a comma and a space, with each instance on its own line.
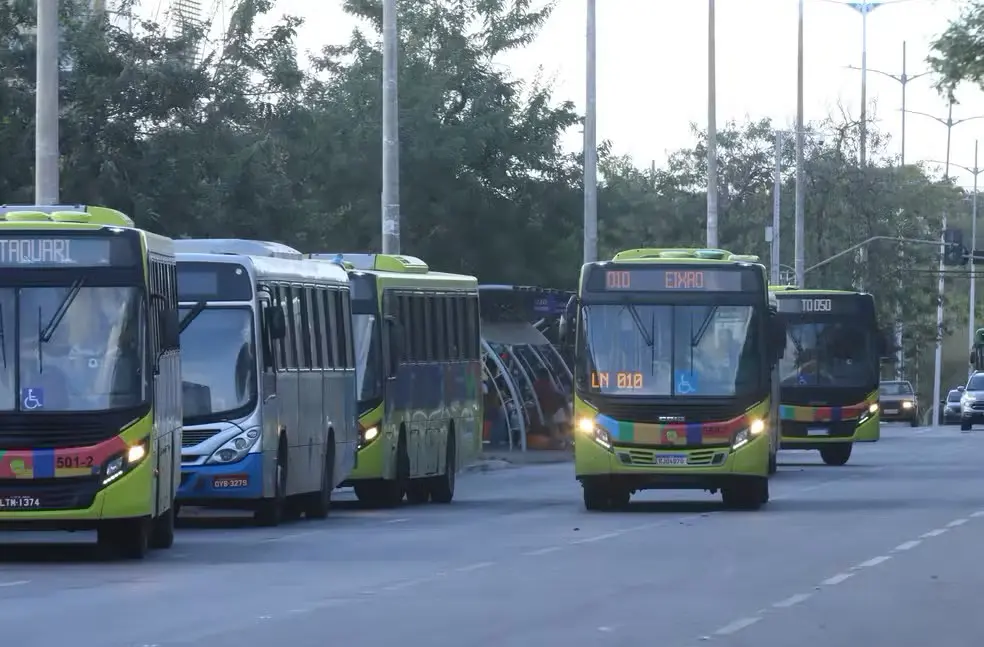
265, 307, 287, 340
159, 312, 178, 350
769, 312, 785, 362
384, 315, 402, 378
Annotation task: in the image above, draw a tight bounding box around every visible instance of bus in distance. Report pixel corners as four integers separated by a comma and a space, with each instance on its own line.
175, 240, 358, 526
0, 205, 181, 559
563, 248, 786, 511
772, 287, 887, 465
308, 253, 482, 507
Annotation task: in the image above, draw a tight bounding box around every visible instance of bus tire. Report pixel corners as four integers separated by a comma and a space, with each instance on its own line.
304, 437, 335, 519
379, 430, 410, 507
768, 451, 778, 475
255, 440, 288, 527
430, 427, 456, 504
819, 443, 852, 466
722, 477, 767, 511
149, 505, 175, 550
98, 517, 150, 559
909, 416, 919, 428
582, 480, 613, 511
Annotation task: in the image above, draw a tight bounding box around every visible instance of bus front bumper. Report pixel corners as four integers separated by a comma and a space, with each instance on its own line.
177, 452, 267, 506
341, 436, 387, 483
780, 412, 880, 449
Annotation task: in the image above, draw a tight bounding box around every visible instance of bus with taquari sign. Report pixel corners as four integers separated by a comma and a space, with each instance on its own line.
562, 248, 786, 511
771, 287, 886, 466
0, 205, 181, 559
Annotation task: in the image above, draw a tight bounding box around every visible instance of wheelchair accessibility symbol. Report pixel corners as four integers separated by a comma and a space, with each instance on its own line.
21, 388, 44, 410
674, 370, 699, 395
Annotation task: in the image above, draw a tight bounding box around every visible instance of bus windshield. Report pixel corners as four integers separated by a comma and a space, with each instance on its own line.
780, 320, 874, 388
0, 286, 146, 412
577, 303, 763, 397
353, 313, 382, 403
179, 306, 257, 423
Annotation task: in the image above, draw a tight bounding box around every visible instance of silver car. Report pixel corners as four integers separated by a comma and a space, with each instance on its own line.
960, 373, 984, 430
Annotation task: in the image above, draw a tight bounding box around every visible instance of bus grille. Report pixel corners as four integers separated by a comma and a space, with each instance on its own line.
593, 401, 746, 424
0, 412, 133, 449
0, 477, 102, 511
182, 428, 222, 447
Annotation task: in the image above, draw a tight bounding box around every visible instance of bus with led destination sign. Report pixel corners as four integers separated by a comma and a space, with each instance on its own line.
0, 205, 181, 560
772, 287, 889, 465
564, 248, 787, 512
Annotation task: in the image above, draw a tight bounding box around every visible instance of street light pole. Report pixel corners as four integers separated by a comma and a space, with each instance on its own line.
381, 0, 401, 254
35, 0, 59, 204
794, 0, 805, 287
583, 0, 598, 264
706, 0, 719, 248
772, 131, 783, 285
906, 103, 984, 427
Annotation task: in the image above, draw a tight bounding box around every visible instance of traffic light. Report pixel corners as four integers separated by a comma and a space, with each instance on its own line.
943, 228, 968, 266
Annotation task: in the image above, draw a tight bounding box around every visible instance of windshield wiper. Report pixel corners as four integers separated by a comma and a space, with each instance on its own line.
40, 278, 84, 343
622, 305, 654, 348
690, 305, 718, 348
178, 301, 208, 335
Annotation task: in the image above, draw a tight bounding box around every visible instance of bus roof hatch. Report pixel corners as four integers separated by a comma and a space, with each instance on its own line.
309, 253, 429, 273
173, 239, 303, 259
612, 248, 757, 262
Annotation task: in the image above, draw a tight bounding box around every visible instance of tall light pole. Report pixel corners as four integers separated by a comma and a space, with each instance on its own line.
36, 0, 60, 204
794, 0, 805, 287
706, 0, 719, 248
906, 104, 984, 427
381, 0, 401, 254
930, 143, 983, 375
771, 130, 783, 285
583, 0, 598, 264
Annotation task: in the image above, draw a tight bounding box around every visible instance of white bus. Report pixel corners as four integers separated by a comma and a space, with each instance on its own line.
173, 239, 358, 526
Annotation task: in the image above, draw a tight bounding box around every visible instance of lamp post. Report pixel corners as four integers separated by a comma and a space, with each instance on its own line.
381, 0, 400, 254
706, 0, 719, 248
794, 0, 805, 287
36, 0, 59, 204
583, 0, 598, 263
905, 104, 984, 427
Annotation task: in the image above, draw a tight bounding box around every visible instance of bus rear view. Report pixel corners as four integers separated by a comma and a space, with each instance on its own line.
773, 288, 885, 466
569, 248, 785, 511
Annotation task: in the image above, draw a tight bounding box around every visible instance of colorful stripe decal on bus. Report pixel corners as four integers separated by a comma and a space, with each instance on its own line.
594, 409, 761, 446
779, 392, 878, 423
0, 436, 128, 479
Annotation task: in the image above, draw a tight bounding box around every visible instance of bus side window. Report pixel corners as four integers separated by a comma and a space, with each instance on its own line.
257, 291, 276, 373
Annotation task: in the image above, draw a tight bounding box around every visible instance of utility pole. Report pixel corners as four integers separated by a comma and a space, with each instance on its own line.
583, 0, 598, 264
381, 0, 401, 254
36, 0, 60, 204
930, 142, 983, 376
906, 103, 984, 427
849, 40, 929, 380
794, 0, 805, 287
706, 0, 719, 248
771, 131, 783, 285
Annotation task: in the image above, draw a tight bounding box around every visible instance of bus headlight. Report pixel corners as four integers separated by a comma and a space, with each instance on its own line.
206, 428, 261, 465
749, 419, 765, 435
358, 425, 379, 449
902, 401, 913, 410
869, 403, 879, 413
102, 439, 149, 485
733, 419, 765, 450
576, 417, 611, 449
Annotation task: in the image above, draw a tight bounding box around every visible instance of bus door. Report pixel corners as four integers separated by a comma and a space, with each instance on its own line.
257, 292, 285, 460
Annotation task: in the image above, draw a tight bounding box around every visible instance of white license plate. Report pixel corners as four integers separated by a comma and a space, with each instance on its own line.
653, 454, 688, 466
884, 409, 897, 414
807, 427, 829, 436
0, 495, 41, 509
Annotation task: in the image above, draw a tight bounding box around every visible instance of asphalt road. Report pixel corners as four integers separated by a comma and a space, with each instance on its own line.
1, 424, 983, 647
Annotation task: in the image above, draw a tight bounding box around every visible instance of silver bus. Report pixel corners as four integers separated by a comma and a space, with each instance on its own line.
173, 239, 358, 526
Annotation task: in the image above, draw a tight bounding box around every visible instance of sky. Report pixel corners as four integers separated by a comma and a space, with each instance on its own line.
151, 0, 984, 188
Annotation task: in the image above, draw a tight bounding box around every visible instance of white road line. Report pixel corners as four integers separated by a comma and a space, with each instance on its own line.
523, 546, 562, 556
773, 593, 812, 608
894, 540, 921, 551
385, 518, 409, 524
455, 561, 493, 573
947, 518, 968, 528
821, 573, 854, 586
259, 530, 321, 543
970, 510, 984, 518
0, 580, 28, 587
714, 617, 761, 635
922, 528, 948, 538
856, 555, 892, 569
570, 532, 621, 545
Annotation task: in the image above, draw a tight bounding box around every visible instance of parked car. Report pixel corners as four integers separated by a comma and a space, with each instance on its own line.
879, 380, 919, 427
941, 387, 964, 425
960, 373, 984, 431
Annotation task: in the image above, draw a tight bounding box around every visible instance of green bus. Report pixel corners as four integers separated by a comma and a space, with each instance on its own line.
771, 287, 885, 465
308, 253, 482, 506
0, 205, 181, 558
565, 248, 786, 511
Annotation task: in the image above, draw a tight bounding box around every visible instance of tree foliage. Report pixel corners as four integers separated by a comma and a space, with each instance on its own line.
0, 0, 975, 400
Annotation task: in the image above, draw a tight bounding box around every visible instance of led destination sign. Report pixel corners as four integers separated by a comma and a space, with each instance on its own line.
0, 237, 134, 267
776, 296, 863, 315
587, 267, 754, 292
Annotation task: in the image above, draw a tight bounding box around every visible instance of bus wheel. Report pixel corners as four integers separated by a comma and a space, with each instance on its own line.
304, 440, 335, 519
149, 505, 175, 550
722, 478, 768, 510
430, 430, 456, 504
406, 480, 430, 504
819, 443, 852, 466
768, 451, 778, 475
582, 480, 613, 511
255, 442, 288, 526
98, 517, 150, 559
377, 431, 410, 507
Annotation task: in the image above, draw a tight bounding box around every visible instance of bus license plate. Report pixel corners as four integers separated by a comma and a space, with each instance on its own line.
0, 495, 42, 509
653, 454, 687, 466
807, 428, 828, 436
213, 476, 249, 489
884, 409, 897, 414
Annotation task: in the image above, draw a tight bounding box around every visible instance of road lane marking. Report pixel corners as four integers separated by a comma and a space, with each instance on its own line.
922, 528, 948, 538
570, 532, 621, 545
894, 540, 921, 551
455, 561, 493, 573
385, 518, 409, 524
773, 593, 812, 608
0, 580, 28, 587
714, 617, 761, 635
947, 518, 967, 528
855, 555, 891, 569
522, 546, 561, 556
821, 573, 853, 586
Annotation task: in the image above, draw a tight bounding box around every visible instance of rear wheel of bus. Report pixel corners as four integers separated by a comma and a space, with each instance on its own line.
97, 517, 150, 559
721, 477, 768, 510
819, 443, 852, 466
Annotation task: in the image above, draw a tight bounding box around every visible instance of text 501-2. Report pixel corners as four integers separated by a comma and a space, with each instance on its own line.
591, 372, 643, 389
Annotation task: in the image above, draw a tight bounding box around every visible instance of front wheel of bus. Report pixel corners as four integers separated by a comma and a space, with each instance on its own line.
722, 477, 768, 511
768, 451, 778, 475
819, 443, 852, 466
149, 505, 175, 549
98, 517, 150, 559
255, 442, 288, 526
430, 430, 456, 504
